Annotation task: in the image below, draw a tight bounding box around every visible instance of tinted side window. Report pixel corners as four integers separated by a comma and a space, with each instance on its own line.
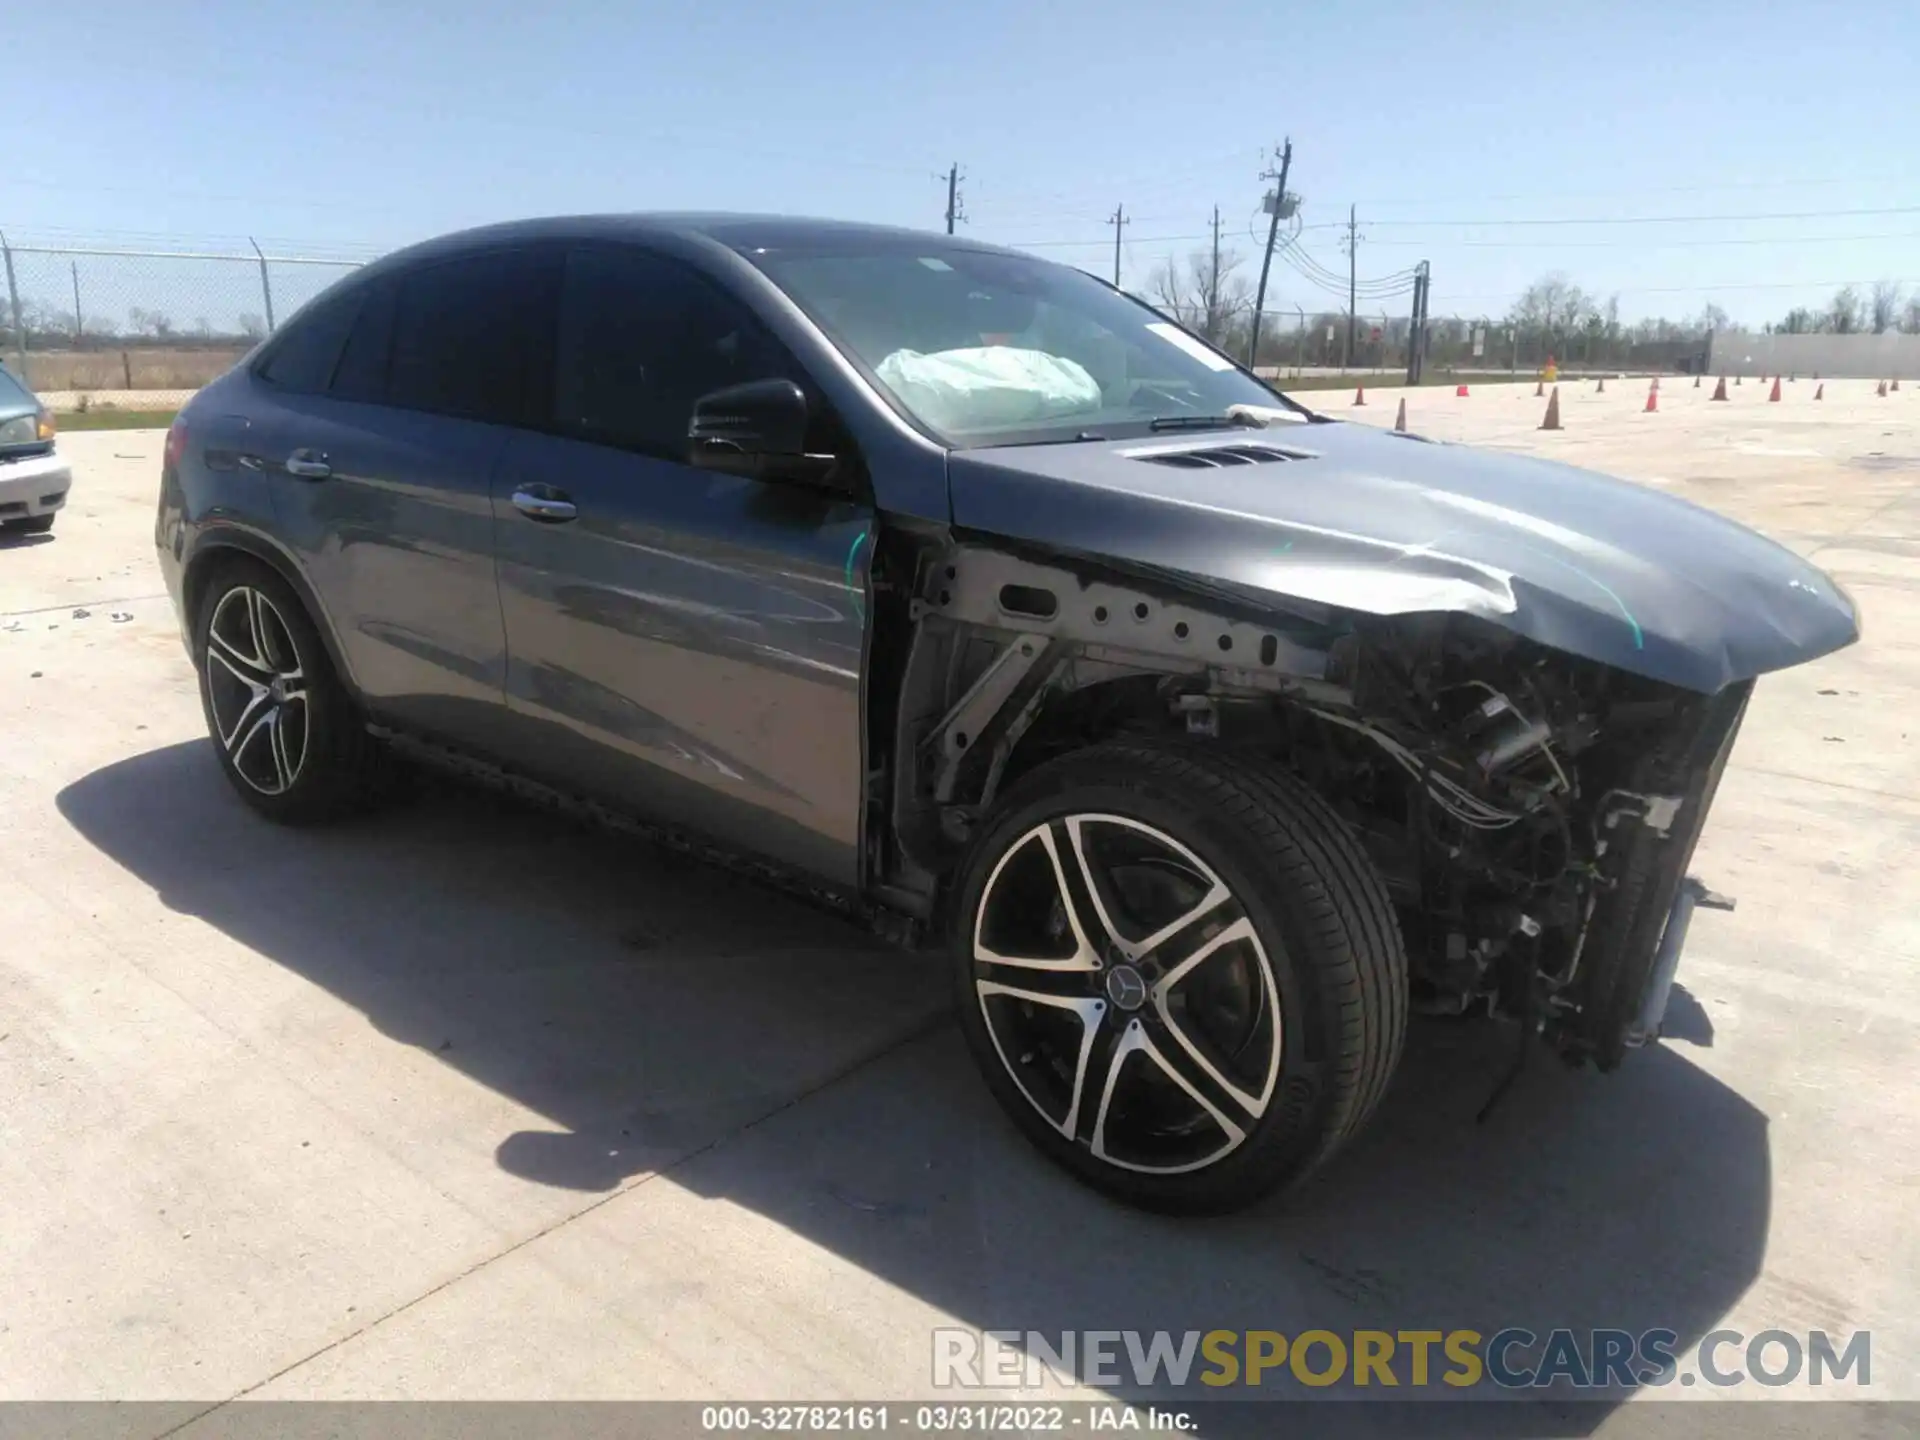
257, 293, 359, 393
554, 247, 790, 459
329, 278, 396, 405
385, 250, 557, 426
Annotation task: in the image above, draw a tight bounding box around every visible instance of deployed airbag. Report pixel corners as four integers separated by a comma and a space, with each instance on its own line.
875, 346, 1103, 432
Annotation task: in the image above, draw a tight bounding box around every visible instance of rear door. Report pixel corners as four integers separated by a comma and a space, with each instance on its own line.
491, 243, 872, 887
260, 247, 558, 750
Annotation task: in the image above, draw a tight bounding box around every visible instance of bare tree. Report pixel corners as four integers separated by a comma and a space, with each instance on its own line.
1777, 307, 1820, 335
1827, 286, 1863, 335
1150, 246, 1252, 351
1870, 280, 1903, 334
17, 299, 73, 345
128, 307, 177, 341
238, 313, 267, 341
1903, 298, 1920, 335
1697, 303, 1731, 333
1509, 272, 1591, 352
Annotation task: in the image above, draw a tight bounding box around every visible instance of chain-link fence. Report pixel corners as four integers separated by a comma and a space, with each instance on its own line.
0, 240, 364, 408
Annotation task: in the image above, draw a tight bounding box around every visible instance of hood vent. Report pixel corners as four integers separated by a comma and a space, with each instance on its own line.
1135, 443, 1306, 469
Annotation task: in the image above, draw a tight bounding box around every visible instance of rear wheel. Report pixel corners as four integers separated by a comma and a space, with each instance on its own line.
950, 740, 1407, 1214
194, 559, 395, 823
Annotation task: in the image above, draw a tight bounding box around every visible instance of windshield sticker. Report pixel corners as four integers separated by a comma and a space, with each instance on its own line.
1145, 322, 1236, 371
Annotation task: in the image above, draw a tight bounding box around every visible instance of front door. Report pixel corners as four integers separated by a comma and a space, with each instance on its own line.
492, 244, 872, 888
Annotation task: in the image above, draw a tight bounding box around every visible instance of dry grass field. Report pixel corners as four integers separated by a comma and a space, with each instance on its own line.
17, 345, 247, 395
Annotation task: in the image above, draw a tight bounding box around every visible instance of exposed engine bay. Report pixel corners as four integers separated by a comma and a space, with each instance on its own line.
878, 539, 1749, 1070
1279, 616, 1744, 1067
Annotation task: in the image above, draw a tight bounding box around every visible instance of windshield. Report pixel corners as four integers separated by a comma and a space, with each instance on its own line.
0, 365, 35, 412
736, 241, 1296, 446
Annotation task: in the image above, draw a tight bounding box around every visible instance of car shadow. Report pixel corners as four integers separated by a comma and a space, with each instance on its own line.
58, 742, 1771, 1435
0, 528, 56, 550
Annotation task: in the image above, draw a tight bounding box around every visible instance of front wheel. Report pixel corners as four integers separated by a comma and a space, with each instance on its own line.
950, 740, 1407, 1214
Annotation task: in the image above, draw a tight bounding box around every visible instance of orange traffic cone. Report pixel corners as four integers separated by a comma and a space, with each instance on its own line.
1711, 376, 1728, 401
1393, 398, 1408, 433
1894, 378, 1903, 392
1878, 379, 1888, 397
1814, 383, 1824, 401
1456, 383, 1470, 397
1768, 376, 1782, 402
1540, 386, 1562, 430
1694, 373, 1702, 388
1597, 376, 1606, 393
1644, 382, 1659, 414
1535, 378, 1545, 397
1353, 385, 1366, 406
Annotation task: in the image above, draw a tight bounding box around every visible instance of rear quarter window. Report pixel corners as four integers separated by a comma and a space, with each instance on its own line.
256, 293, 360, 393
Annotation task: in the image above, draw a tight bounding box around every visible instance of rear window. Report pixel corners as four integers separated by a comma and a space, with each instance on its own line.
385, 250, 557, 426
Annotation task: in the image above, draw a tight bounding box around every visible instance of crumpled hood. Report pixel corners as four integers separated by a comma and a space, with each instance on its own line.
946, 419, 1859, 693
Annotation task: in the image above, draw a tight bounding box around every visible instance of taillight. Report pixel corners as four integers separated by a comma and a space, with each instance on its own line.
164, 416, 188, 470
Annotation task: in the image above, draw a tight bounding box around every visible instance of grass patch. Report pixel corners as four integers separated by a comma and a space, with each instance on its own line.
55, 408, 179, 431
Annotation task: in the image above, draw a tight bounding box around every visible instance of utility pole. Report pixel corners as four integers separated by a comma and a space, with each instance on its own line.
71, 261, 83, 345
1207, 205, 1224, 341
943, 163, 965, 235
1247, 137, 1294, 368
1108, 203, 1128, 287
1405, 260, 1431, 385
1344, 204, 1358, 370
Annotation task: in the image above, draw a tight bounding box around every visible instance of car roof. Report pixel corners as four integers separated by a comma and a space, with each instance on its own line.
370, 213, 1032, 269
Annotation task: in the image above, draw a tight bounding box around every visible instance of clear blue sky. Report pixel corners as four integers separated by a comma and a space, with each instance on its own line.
7, 0, 1917, 327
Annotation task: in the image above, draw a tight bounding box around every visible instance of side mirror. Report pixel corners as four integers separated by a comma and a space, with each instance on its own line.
688, 379, 844, 489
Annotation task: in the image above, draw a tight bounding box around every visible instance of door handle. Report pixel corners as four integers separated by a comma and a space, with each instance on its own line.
285, 449, 331, 480
511, 487, 577, 523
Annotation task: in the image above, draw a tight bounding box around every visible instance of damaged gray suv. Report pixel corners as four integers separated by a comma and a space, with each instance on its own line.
156, 215, 1858, 1213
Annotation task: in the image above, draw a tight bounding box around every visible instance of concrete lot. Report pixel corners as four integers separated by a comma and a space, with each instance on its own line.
2, 379, 1916, 1431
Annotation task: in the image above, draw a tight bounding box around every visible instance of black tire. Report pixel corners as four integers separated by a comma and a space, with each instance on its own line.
950, 739, 1407, 1214
6, 514, 55, 534
193, 557, 396, 824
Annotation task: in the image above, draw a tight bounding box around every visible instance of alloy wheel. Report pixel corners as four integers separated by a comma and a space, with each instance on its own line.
972, 814, 1283, 1175
204, 585, 309, 796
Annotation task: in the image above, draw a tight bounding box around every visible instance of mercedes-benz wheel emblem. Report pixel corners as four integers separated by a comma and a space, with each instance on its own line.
1104, 964, 1149, 1012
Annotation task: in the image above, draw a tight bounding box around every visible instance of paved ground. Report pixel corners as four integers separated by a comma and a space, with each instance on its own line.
2, 380, 1916, 1431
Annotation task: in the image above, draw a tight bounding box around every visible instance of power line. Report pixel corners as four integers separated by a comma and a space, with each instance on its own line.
1351, 171, 1920, 208
1361, 204, 1920, 229
1362, 229, 1920, 250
